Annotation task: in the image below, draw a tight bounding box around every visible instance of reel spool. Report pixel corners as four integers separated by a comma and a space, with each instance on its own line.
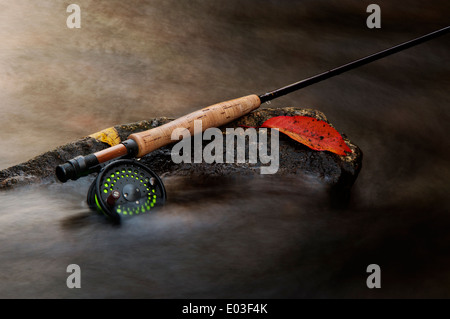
87, 159, 166, 223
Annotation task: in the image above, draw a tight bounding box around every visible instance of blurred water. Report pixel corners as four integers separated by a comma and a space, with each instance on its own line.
0, 0, 449, 298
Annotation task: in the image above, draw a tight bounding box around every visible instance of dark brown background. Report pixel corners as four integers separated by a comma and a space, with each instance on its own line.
0, 0, 449, 298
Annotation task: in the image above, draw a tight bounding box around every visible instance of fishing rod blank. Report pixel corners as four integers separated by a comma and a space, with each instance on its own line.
259, 26, 449, 102
56, 26, 449, 183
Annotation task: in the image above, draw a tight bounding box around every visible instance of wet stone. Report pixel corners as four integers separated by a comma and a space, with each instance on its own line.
0, 107, 362, 203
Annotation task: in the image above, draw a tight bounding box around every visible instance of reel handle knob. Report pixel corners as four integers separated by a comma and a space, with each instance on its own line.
106, 190, 121, 207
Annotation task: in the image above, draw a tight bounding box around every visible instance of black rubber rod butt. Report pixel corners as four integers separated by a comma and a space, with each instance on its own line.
55, 139, 138, 182
55, 154, 99, 182
259, 26, 450, 103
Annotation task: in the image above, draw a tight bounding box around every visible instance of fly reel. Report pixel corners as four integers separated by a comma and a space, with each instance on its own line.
87, 159, 166, 223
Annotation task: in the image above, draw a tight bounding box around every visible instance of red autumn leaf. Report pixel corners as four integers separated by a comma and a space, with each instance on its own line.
260, 116, 351, 156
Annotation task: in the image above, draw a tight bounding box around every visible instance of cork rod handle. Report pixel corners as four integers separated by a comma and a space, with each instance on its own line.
128, 94, 261, 157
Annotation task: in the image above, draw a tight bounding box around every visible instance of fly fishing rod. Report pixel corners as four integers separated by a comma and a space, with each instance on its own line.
55, 26, 449, 221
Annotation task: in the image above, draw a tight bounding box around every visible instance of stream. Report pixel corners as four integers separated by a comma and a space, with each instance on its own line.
0, 0, 449, 298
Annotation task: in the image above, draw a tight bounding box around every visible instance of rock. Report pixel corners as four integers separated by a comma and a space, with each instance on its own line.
0, 107, 362, 203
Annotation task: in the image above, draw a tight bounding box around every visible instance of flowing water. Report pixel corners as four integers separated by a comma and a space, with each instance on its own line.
0, 0, 449, 298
